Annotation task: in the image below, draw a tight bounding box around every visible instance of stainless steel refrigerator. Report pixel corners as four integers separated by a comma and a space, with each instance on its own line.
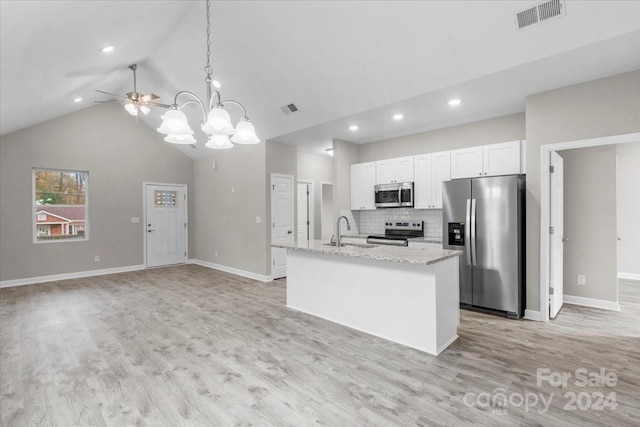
442, 175, 525, 318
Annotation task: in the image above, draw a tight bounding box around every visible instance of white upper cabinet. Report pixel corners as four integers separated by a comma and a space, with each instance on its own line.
414, 151, 451, 209
451, 141, 522, 179
483, 140, 522, 177
350, 162, 376, 210
375, 156, 414, 184
450, 146, 483, 179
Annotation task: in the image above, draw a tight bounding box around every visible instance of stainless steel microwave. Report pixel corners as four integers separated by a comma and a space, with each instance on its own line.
374, 182, 414, 208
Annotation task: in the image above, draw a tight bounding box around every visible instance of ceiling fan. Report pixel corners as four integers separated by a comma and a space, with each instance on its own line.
95, 64, 169, 116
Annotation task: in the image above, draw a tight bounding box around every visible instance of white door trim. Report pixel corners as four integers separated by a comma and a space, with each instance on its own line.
143, 182, 188, 268
539, 132, 640, 321
297, 179, 315, 241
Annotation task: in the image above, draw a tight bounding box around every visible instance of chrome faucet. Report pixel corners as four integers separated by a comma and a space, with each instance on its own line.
335, 215, 351, 247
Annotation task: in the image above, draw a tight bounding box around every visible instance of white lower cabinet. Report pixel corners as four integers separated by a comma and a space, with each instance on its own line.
414, 151, 450, 209
350, 162, 376, 210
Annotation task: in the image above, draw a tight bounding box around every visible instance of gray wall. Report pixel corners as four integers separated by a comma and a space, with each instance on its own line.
558, 146, 618, 302
525, 70, 640, 312
358, 113, 525, 162
193, 143, 267, 275
617, 142, 640, 275
297, 151, 332, 239
0, 104, 194, 281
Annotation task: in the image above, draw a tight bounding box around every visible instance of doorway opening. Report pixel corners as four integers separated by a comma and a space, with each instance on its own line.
297, 180, 314, 242
540, 132, 640, 321
320, 182, 334, 240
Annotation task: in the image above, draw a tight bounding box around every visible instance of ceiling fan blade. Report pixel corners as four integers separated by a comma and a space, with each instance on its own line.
144, 101, 172, 109
94, 100, 122, 104
95, 89, 127, 99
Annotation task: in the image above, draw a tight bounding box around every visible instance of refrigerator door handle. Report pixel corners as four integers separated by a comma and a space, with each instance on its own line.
465, 199, 472, 266
471, 198, 477, 266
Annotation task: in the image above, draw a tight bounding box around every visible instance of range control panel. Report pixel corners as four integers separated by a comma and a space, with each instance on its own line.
384, 221, 423, 231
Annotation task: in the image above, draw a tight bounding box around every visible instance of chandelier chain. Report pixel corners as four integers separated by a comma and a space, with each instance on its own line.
204, 0, 213, 78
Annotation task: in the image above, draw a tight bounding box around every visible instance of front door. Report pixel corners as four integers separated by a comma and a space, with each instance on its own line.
549, 152, 564, 318
145, 184, 187, 268
271, 174, 293, 279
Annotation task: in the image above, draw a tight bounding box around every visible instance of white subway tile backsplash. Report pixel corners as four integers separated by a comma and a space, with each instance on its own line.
353, 208, 443, 240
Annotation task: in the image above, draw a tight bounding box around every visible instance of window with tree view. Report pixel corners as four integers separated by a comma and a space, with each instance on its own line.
33, 169, 88, 242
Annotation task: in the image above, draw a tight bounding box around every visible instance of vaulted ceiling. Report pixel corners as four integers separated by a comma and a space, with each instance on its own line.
2, 1, 640, 159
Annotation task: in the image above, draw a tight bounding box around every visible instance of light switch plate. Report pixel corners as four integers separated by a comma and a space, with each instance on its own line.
131, 217, 140, 223
255, 216, 262, 224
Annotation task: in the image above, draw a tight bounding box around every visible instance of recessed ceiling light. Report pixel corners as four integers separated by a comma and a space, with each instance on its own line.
73, 97, 83, 103
448, 98, 461, 106
349, 125, 359, 131
393, 113, 404, 121
212, 80, 222, 89
101, 46, 114, 53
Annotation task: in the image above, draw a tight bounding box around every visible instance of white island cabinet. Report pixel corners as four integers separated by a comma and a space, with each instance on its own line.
272, 241, 462, 356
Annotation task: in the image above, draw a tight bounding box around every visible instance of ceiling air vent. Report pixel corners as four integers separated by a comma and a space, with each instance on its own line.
280, 103, 299, 115
515, 0, 565, 30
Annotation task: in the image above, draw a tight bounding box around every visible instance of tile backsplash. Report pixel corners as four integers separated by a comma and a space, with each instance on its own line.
352, 208, 443, 240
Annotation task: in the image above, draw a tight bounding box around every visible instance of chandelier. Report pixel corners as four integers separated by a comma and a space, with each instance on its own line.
156, 0, 259, 149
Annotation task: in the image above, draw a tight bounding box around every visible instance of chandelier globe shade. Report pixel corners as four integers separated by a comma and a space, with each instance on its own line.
164, 134, 197, 145
201, 106, 235, 135
230, 119, 260, 144
205, 133, 234, 150
157, 109, 194, 136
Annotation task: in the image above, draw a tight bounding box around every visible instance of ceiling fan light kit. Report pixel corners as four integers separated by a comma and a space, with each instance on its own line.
156, 0, 259, 149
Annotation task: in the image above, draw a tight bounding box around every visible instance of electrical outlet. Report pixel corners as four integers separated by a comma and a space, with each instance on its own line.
94, 256, 100, 262
215, 251, 218, 257
231, 186, 235, 194
577, 275, 586, 285
255, 216, 262, 224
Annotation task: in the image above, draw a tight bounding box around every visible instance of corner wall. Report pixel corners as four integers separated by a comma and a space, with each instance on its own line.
193, 143, 267, 276
617, 141, 640, 277
525, 70, 640, 312
0, 104, 194, 282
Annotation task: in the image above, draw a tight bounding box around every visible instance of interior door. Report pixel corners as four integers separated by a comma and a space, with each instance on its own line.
549, 152, 564, 318
297, 182, 310, 242
145, 184, 187, 268
271, 174, 293, 279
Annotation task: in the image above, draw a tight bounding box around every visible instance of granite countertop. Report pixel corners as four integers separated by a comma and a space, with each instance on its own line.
272, 240, 461, 266
407, 237, 443, 244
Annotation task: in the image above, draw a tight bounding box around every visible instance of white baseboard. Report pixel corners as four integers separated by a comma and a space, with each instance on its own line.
0, 264, 145, 289
618, 272, 640, 281
524, 309, 544, 321
189, 259, 273, 283
563, 295, 621, 312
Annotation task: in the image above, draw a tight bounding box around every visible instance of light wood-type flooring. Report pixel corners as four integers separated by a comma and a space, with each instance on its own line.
1, 265, 639, 426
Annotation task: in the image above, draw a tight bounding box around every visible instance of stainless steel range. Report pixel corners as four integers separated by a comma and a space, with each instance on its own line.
366, 221, 424, 246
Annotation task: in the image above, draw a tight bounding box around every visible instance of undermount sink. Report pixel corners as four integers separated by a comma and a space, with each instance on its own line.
323, 242, 377, 249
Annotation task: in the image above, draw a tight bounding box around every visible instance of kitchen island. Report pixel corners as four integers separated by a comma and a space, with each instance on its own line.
272, 240, 462, 355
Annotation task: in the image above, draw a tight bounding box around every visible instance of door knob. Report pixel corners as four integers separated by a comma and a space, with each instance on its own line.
148, 229, 155, 233
562, 237, 569, 243
287, 230, 292, 234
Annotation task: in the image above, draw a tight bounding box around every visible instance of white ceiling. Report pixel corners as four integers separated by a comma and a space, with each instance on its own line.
2, 1, 640, 159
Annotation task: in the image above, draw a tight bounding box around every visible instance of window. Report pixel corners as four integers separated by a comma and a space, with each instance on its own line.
33, 169, 88, 242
